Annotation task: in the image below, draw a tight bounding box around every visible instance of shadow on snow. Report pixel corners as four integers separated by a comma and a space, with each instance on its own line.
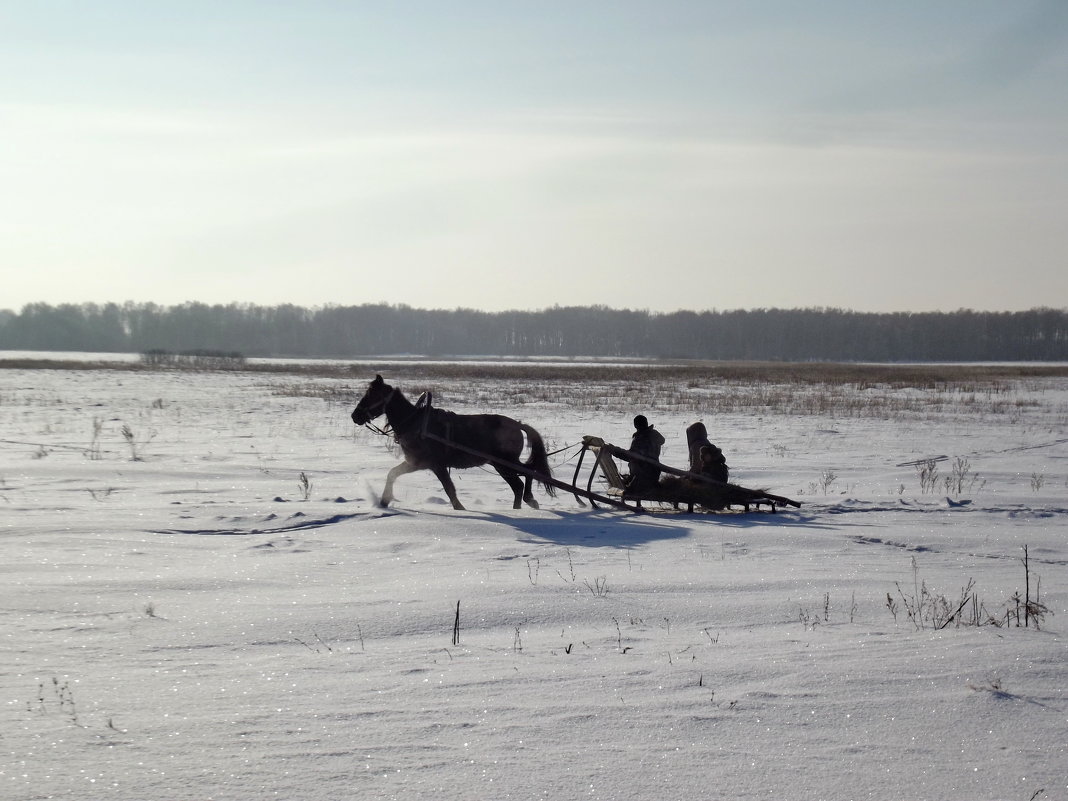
476, 507, 822, 548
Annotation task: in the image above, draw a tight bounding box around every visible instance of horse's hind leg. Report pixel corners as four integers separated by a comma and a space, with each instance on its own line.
522, 475, 541, 509
494, 466, 529, 510
381, 461, 417, 507
430, 466, 466, 511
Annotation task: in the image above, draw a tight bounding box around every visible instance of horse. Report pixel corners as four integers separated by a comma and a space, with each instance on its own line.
351, 375, 556, 511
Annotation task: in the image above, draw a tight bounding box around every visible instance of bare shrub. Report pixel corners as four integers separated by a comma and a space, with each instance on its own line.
947, 456, 977, 495
819, 470, 837, 495
120, 424, 155, 461
584, 576, 610, 597
916, 459, 940, 494
89, 417, 104, 460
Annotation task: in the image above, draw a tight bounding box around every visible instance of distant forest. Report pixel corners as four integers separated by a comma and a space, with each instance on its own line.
1, 302, 1067, 362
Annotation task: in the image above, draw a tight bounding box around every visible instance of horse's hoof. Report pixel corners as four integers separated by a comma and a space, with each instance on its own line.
524, 499, 540, 510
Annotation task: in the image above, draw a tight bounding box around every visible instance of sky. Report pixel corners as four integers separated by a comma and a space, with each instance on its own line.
2, 1, 1067, 315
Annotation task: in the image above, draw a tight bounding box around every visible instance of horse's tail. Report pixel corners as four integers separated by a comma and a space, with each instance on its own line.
521, 424, 557, 497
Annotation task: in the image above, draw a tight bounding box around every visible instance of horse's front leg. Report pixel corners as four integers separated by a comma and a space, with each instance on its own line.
430, 466, 465, 510
381, 461, 417, 507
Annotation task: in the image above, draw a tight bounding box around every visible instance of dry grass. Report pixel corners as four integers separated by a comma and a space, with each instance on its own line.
277, 362, 1067, 421
4, 356, 1067, 421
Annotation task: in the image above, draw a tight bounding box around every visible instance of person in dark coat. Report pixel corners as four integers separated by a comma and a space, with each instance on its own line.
697, 445, 729, 483
685, 421, 729, 483
627, 414, 665, 491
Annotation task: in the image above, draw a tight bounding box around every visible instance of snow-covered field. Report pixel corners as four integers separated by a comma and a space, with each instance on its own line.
2, 360, 1066, 801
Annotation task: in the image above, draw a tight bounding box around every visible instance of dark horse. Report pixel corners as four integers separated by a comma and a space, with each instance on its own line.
351, 375, 556, 511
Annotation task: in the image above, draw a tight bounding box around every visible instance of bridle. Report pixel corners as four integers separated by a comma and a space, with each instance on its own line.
355, 388, 396, 436
355, 384, 433, 439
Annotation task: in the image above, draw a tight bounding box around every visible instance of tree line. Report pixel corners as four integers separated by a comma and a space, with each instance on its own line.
1, 302, 1066, 362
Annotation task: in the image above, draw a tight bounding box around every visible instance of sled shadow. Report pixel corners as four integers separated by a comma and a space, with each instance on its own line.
684, 509, 834, 531
481, 504, 834, 546
478, 509, 687, 548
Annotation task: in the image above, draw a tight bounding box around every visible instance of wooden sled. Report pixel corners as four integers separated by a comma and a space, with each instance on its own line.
571, 436, 801, 514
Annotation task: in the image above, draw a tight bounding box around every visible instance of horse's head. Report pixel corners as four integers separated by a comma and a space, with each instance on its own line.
351, 375, 394, 425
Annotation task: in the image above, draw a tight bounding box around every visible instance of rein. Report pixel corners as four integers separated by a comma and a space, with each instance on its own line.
362, 419, 393, 437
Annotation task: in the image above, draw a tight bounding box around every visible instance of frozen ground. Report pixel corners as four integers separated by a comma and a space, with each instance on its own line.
1, 361, 1066, 800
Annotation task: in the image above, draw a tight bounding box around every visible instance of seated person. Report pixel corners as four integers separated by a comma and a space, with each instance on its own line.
697, 444, 729, 483
626, 414, 665, 492
685, 421, 729, 483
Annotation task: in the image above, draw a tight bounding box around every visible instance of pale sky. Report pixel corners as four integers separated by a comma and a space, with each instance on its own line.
3, 1, 1067, 314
